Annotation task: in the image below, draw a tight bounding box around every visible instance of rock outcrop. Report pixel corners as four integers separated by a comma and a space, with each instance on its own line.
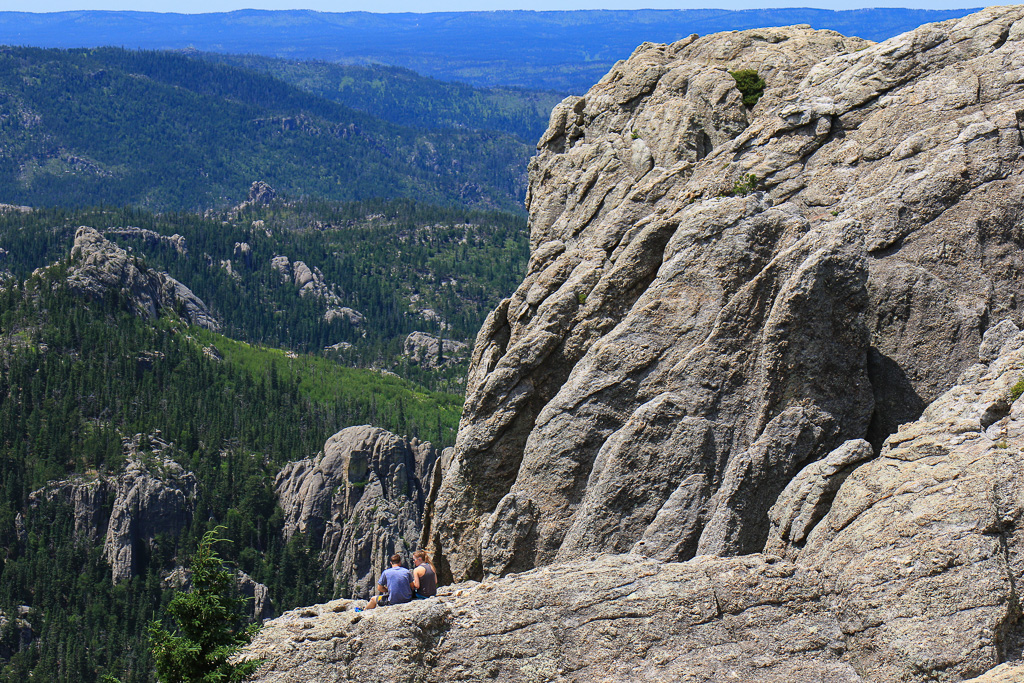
269, 255, 336, 302
164, 566, 274, 621
29, 475, 110, 542
274, 426, 438, 598
402, 331, 468, 369
233, 180, 276, 212
324, 307, 364, 325
0, 607, 33, 659
428, 8, 1024, 584
103, 227, 188, 255
241, 316, 1024, 682
103, 438, 198, 584
32, 433, 198, 584
67, 227, 218, 330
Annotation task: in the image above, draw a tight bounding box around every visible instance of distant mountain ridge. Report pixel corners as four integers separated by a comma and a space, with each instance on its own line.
0, 8, 980, 92
0, 46, 531, 211
193, 54, 564, 143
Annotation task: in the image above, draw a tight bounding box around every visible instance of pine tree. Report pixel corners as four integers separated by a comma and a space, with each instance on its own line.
147, 528, 262, 683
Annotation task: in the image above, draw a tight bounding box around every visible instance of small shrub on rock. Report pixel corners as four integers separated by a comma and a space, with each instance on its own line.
730, 69, 766, 107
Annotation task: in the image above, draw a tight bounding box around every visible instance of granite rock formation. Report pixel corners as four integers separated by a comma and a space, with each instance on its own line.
67, 226, 218, 330
402, 331, 468, 369
103, 227, 188, 255
428, 7, 1024, 584
324, 306, 364, 325
29, 475, 110, 542
163, 566, 274, 621
270, 255, 337, 302
0, 607, 33, 660
274, 426, 438, 598
103, 438, 198, 584
32, 433, 198, 584
240, 314, 1024, 682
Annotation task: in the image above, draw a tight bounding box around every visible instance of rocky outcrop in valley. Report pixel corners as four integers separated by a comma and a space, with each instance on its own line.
33, 433, 198, 584
402, 331, 468, 369
164, 566, 274, 621
67, 226, 218, 330
275, 426, 438, 598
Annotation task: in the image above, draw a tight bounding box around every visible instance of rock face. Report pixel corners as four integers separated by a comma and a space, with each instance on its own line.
428, 8, 1024, 584
103, 442, 198, 584
29, 476, 110, 542
67, 227, 218, 330
0, 607, 33, 660
32, 433, 198, 584
270, 255, 336, 301
323, 307, 364, 325
241, 319, 1024, 682
245, 180, 276, 207
103, 227, 188, 255
274, 426, 438, 598
402, 331, 468, 369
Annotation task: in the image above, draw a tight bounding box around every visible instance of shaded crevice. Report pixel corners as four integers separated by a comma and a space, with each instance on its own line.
982, 399, 1011, 430
996, 526, 1024, 664
992, 24, 1011, 51
865, 347, 926, 451
695, 130, 713, 161
993, 477, 1024, 663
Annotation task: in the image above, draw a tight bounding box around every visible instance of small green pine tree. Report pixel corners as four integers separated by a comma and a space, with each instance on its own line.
148, 528, 263, 683
729, 69, 767, 107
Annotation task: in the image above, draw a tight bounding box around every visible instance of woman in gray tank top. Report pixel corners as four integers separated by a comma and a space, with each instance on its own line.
412, 549, 437, 598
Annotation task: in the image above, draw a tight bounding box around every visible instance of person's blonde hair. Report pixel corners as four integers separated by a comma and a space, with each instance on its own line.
413, 549, 434, 571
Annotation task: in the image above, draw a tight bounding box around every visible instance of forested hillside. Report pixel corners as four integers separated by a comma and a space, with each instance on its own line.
194, 54, 563, 144
0, 47, 531, 212
0, 198, 528, 391
0, 231, 467, 681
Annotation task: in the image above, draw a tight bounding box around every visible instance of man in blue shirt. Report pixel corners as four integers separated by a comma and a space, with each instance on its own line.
363, 554, 413, 610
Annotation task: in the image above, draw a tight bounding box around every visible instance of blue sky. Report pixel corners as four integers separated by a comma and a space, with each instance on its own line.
0, 1, 981, 12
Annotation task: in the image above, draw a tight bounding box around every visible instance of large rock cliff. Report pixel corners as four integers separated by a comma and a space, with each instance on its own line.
67, 226, 218, 330
275, 425, 438, 598
32, 433, 198, 584
427, 7, 1024, 583
241, 313, 1024, 682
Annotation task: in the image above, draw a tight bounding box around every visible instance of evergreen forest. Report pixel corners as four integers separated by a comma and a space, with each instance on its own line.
0, 199, 495, 681
0, 47, 537, 213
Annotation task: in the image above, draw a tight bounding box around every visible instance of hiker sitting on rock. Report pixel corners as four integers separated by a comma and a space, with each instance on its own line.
364, 553, 413, 610
411, 549, 437, 599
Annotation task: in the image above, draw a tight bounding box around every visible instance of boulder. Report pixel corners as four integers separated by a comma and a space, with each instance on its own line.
402, 331, 468, 369
269, 255, 334, 300
323, 307, 364, 325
